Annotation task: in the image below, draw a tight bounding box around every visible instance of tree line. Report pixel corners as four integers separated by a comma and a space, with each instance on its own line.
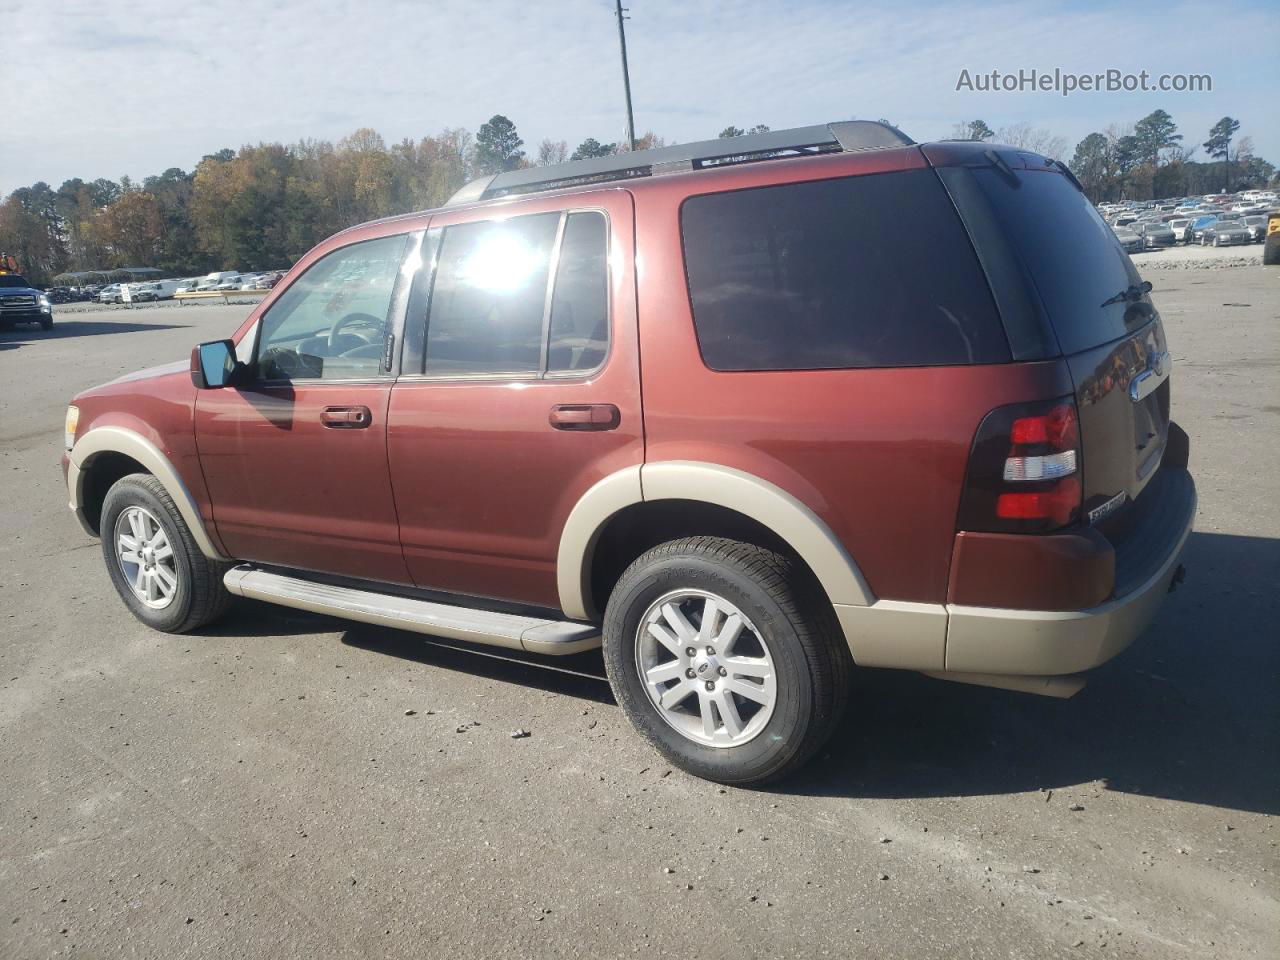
3, 111, 1274, 286
955, 110, 1275, 204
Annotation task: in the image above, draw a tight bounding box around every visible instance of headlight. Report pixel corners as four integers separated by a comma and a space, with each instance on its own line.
64, 405, 79, 451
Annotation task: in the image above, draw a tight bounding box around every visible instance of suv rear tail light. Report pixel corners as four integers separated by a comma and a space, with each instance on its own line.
957, 398, 1083, 534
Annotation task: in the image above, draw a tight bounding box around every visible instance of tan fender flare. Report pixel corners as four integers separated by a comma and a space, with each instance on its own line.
556, 460, 874, 621
69, 425, 229, 561
556, 466, 643, 621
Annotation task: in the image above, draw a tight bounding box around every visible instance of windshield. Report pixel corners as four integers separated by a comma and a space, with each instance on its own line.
969, 165, 1142, 355
0, 275, 31, 288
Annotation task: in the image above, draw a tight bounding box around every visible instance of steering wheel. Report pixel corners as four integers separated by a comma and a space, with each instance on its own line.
328, 312, 382, 352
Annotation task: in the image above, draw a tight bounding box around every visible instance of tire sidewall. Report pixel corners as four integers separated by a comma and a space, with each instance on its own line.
100, 478, 197, 632
603, 550, 815, 783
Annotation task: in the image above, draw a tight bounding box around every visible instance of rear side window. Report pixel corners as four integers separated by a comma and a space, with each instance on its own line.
425, 213, 560, 376
969, 167, 1141, 355
681, 169, 1009, 371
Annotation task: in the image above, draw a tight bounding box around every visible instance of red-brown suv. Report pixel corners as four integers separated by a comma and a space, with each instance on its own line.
62, 122, 1196, 783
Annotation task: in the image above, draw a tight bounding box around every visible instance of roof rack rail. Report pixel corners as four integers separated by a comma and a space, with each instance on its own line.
445, 120, 914, 206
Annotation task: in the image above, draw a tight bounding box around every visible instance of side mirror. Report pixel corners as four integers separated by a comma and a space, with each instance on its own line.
190, 339, 240, 389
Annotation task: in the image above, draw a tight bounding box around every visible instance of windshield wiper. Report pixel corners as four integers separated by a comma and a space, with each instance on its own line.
1101, 280, 1152, 308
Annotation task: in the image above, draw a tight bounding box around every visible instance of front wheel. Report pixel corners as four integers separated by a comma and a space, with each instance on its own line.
40, 316, 53, 331
602, 537, 851, 784
100, 473, 232, 633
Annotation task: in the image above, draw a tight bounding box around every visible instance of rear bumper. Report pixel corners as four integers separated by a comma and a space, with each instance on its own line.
944, 467, 1196, 676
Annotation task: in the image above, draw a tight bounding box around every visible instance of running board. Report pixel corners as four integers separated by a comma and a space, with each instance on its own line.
223, 566, 601, 656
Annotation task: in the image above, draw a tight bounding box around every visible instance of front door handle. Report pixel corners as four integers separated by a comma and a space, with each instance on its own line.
549, 403, 620, 431
321, 405, 372, 428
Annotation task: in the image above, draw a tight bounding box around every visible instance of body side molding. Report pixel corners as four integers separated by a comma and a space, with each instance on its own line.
69, 425, 229, 560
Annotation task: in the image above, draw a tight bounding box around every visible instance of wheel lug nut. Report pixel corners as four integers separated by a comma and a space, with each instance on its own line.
685, 668, 695, 679
685, 647, 696, 657
705, 645, 715, 655
718, 666, 727, 677
704, 681, 715, 692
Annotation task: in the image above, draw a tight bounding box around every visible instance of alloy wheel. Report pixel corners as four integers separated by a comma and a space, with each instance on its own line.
114, 505, 179, 609
634, 589, 778, 748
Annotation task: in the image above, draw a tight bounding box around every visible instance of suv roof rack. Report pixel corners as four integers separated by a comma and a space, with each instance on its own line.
446, 120, 914, 206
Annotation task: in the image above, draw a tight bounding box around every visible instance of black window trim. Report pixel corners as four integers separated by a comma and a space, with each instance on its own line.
250, 231, 417, 387
397, 206, 613, 384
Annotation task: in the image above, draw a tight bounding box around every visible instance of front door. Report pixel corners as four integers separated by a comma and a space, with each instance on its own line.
387, 190, 642, 610
196, 232, 416, 585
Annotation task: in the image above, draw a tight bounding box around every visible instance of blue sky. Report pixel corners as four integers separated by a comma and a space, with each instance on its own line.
3, 0, 1275, 195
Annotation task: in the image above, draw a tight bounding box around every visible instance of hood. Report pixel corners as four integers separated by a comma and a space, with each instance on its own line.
100, 358, 189, 387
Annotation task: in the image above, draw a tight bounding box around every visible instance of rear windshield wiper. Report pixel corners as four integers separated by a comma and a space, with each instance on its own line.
1101, 280, 1152, 308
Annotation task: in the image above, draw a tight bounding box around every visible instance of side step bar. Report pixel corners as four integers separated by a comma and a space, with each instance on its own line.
223, 566, 601, 656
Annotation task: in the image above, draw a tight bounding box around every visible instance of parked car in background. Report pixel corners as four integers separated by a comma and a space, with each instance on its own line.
1136, 222, 1177, 249
215, 276, 247, 290
96, 284, 123, 304
1242, 215, 1269, 242
1112, 225, 1143, 253
1188, 215, 1219, 243
61, 124, 1196, 784
130, 280, 182, 302
1200, 221, 1254, 247
1167, 218, 1193, 243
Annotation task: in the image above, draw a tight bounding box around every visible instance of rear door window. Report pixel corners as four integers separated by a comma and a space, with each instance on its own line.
424, 213, 560, 376
969, 166, 1142, 355
680, 169, 1009, 371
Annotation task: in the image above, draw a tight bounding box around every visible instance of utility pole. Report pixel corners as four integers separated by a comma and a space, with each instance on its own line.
614, 0, 637, 151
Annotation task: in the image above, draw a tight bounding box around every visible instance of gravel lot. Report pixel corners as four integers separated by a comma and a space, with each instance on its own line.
2, 267, 1277, 959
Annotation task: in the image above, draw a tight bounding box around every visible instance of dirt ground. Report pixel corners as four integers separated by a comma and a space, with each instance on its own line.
1, 266, 1277, 959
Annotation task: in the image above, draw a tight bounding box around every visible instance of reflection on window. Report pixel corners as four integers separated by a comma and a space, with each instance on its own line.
257, 234, 407, 381
424, 214, 560, 376
547, 212, 609, 373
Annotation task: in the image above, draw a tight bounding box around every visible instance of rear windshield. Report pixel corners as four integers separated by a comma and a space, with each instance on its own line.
971, 167, 1141, 355
680, 169, 1009, 371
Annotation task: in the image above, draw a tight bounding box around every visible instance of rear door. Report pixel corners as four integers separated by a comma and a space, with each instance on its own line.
386, 189, 642, 610
957, 159, 1171, 521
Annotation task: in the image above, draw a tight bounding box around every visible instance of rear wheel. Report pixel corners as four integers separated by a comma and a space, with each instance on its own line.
602, 536, 850, 784
100, 473, 232, 633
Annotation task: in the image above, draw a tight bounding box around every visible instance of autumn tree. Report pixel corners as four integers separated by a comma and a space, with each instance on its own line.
93, 191, 164, 267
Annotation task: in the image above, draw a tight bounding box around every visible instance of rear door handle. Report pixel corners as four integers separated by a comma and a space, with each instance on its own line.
549, 403, 620, 431
321, 405, 372, 428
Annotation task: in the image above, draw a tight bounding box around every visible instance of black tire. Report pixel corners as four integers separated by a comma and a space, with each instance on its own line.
100, 473, 233, 633
40, 316, 53, 331
1264, 233, 1280, 266
602, 536, 851, 785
